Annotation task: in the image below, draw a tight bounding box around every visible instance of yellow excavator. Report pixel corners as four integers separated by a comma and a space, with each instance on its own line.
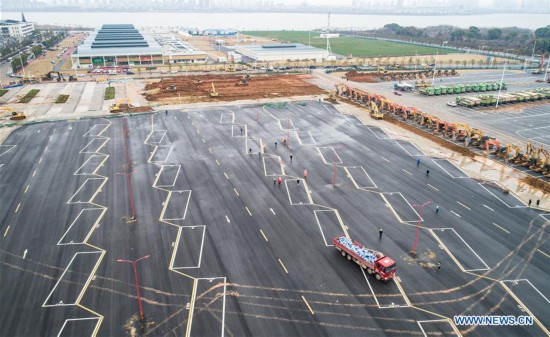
110, 98, 132, 113
529, 147, 549, 172
369, 101, 384, 120
2, 107, 26, 120
210, 82, 219, 98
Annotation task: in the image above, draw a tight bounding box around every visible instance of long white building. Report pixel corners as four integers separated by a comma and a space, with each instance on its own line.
234, 43, 328, 62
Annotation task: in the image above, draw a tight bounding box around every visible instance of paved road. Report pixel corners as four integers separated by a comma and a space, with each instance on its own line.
0, 101, 548, 336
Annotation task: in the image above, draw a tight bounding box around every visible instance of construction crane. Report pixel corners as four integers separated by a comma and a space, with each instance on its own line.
369, 101, 384, 120
210, 82, 219, 98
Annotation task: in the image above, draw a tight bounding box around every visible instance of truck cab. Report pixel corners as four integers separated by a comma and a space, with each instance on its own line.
374, 256, 396, 281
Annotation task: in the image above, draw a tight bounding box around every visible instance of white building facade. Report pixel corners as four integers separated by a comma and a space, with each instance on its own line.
0, 20, 34, 39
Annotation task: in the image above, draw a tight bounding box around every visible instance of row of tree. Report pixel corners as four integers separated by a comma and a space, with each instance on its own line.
367, 24, 550, 57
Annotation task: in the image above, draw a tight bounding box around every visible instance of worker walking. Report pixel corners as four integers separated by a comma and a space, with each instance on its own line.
258, 151, 261, 159
437, 261, 441, 271
290, 154, 293, 163
436, 205, 439, 214
165, 110, 168, 115
249, 148, 252, 154
240, 127, 243, 135
426, 168, 430, 176
273, 179, 276, 185
303, 169, 308, 179
529, 199, 532, 207
537, 199, 541, 206
416, 158, 420, 166
297, 179, 300, 187
379, 228, 383, 239
275, 141, 277, 148
277, 177, 282, 185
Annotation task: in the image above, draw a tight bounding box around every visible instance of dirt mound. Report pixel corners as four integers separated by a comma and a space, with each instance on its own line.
344, 71, 380, 83
521, 176, 550, 194
144, 74, 324, 104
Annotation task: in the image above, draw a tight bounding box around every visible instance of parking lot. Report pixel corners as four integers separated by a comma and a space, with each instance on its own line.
0, 100, 548, 336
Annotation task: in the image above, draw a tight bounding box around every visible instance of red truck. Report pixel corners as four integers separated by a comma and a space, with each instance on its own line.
333, 235, 396, 282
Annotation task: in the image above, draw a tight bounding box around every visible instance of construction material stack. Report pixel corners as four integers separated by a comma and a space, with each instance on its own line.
333, 235, 396, 282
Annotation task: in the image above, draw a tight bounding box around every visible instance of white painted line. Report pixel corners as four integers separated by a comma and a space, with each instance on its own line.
427, 183, 439, 191
538, 249, 550, 259
478, 183, 525, 208
42, 251, 102, 307
260, 229, 268, 242
396, 141, 426, 156
278, 259, 289, 273
402, 169, 413, 176
417, 319, 460, 337
24, 185, 29, 194
233, 188, 239, 196
457, 201, 471, 211
450, 210, 461, 217
22, 249, 28, 259
245, 206, 252, 216
270, 208, 276, 215
3, 226, 10, 237
492, 222, 510, 234
58, 208, 106, 245
224, 172, 229, 180
313, 210, 333, 247
172, 226, 206, 269
346, 166, 377, 189
380, 156, 391, 163
316, 146, 343, 165
301, 296, 315, 315
159, 190, 191, 221
483, 204, 495, 211
56, 318, 101, 337
225, 215, 230, 223
32, 170, 37, 177
216, 159, 220, 166
39, 157, 43, 164
0, 145, 16, 158
431, 159, 470, 179
15, 203, 20, 213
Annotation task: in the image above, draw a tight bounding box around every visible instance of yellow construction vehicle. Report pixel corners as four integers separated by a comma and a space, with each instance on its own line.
210, 82, 219, 98
10, 111, 27, 120
369, 101, 384, 119
110, 98, 132, 113
517, 142, 534, 165
236, 74, 250, 86
325, 89, 338, 103
509, 145, 522, 163
496, 144, 511, 159
529, 147, 548, 172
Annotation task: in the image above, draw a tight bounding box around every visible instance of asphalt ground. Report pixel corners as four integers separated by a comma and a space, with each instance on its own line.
0, 100, 549, 336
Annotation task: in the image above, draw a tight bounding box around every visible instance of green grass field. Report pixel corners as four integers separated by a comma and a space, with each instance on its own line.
243, 31, 450, 57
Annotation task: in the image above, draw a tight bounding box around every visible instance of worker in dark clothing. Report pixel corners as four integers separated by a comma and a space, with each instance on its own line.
416, 158, 420, 166
240, 127, 243, 135
436, 206, 439, 214
165, 110, 168, 115
379, 228, 383, 239
273, 179, 276, 185
290, 154, 293, 163
537, 199, 541, 206
529, 199, 532, 207
258, 151, 261, 159
249, 148, 252, 154
297, 179, 300, 186
437, 261, 441, 271
275, 141, 277, 148
426, 168, 430, 176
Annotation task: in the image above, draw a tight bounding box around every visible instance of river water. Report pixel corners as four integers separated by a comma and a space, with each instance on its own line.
2, 11, 549, 30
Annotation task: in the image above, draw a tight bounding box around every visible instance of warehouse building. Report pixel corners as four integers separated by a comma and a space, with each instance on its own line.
233, 43, 328, 62
71, 24, 164, 68
71, 24, 207, 69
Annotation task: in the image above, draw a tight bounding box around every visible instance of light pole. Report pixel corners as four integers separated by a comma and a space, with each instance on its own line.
117, 255, 150, 322
411, 200, 432, 256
